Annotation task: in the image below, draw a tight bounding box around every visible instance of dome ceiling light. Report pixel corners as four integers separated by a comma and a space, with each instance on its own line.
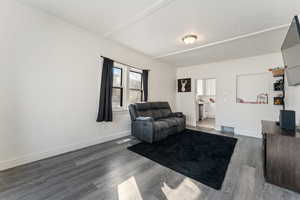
182, 34, 198, 45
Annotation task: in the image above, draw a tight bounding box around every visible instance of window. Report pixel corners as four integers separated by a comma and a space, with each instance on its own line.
112, 67, 123, 109
128, 71, 143, 105
112, 64, 143, 111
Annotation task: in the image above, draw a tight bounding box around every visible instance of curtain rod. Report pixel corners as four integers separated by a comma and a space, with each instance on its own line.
100, 56, 150, 71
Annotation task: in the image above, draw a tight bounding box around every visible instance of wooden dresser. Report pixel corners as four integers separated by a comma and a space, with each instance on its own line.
261, 120, 300, 193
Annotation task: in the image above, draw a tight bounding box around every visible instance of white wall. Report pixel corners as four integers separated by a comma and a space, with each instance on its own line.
0, 0, 176, 170
176, 52, 300, 138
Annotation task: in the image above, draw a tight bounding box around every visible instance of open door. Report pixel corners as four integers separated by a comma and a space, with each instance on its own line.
196, 78, 216, 129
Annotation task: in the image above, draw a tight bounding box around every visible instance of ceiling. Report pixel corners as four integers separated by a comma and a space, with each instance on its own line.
19, 0, 300, 67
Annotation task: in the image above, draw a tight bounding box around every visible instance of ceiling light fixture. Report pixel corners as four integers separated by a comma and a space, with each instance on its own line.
182, 34, 198, 45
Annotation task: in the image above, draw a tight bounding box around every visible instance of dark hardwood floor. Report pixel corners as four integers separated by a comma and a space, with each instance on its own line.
0, 128, 299, 200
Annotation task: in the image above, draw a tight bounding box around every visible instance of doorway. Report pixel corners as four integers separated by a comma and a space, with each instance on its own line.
196, 78, 216, 129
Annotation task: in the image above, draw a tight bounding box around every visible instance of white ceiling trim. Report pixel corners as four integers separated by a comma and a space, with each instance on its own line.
103, 0, 177, 37
155, 24, 289, 59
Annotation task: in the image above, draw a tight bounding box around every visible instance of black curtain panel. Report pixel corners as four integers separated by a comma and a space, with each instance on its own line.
142, 70, 149, 102
97, 57, 114, 122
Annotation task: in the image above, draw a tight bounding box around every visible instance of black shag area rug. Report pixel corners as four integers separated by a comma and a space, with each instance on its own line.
128, 129, 237, 190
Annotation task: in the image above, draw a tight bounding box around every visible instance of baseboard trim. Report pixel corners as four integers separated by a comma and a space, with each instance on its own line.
236, 129, 262, 139
0, 130, 131, 171
186, 122, 196, 127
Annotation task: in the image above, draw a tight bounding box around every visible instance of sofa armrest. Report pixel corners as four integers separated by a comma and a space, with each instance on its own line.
169, 112, 184, 118
132, 117, 154, 143
136, 117, 154, 122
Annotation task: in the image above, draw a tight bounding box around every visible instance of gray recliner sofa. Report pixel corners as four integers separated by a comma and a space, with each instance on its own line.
128, 102, 186, 143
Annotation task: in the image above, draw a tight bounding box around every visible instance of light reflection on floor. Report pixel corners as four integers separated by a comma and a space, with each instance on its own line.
118, 176, 143, 200
161, 178, 201, 200
117, 176, 201, 200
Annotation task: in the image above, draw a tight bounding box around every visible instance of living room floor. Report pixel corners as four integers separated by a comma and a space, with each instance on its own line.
0, 129, 299, 200
197, 118, 216, 129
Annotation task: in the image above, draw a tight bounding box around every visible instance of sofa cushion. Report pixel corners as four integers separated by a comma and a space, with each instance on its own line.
172, 117, 185, 126
135, 103, 151, 110
136, 109, 153, 118
160, 109, 172, 118
133, 102, 172, 119
151, 102, 170, 109
151, 109, 170, 119
151, 102, 171, 119
159, 118, 179, 127
153, 120, 170, 133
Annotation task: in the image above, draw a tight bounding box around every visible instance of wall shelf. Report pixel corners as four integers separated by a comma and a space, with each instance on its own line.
269, 68, 285, 109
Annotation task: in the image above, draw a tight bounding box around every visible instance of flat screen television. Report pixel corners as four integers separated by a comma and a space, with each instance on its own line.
281, 16, 300, 86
